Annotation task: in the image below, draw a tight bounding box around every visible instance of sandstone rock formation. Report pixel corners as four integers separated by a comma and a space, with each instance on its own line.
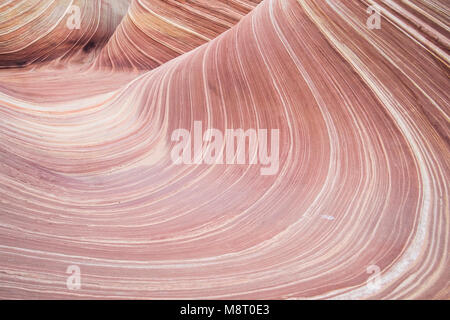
0, 0, 448, 299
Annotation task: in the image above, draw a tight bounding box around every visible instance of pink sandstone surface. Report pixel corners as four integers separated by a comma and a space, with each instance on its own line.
0, 0, 448, 299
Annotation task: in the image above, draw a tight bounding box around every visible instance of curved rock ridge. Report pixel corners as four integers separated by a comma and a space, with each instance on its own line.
0, 0, 448, 299
94, 0, 263, 71
0, 0, 130, 68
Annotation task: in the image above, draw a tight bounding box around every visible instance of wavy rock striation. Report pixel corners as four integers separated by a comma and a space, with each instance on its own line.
0, 0, 448, 299
0, 0, 130, 68
94, 0, 263, 70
